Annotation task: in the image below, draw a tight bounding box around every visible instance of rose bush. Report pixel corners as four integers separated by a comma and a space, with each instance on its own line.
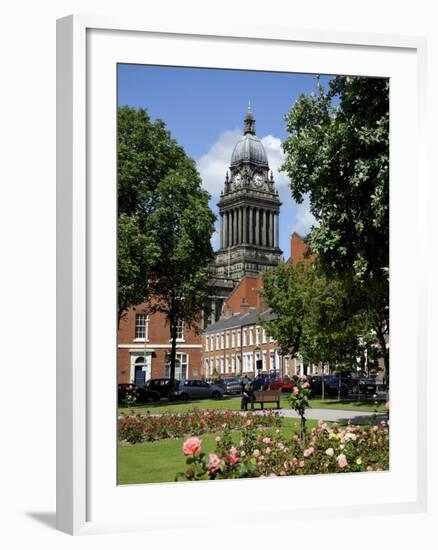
289, 375, 312, 443
176, 419, 389, 480
118, 407, 282, 444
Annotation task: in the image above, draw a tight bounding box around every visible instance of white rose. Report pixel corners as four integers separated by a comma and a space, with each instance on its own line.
325, 448, 334, 457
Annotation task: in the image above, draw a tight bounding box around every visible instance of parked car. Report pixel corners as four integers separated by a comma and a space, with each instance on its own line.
117, 383, 160, 405
170, 379, 225, 401
358, 377, 385, 395
308, 375, 349, 398
222, 377, 243, 395
268, 377, 295, 392
144, 378, 180, 399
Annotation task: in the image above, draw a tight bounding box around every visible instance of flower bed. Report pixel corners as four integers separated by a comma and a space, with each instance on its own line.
176, 419, 389, 480
118, 408, 282, 444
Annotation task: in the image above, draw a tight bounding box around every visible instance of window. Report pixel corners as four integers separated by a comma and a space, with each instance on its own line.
262, 328, 267, 344
220, 357, 224, 373
225, 332, 229, 348
216, 334, 220, 350
243, 328, 247, 347
220, 333, 224, 349
237, 331, 241, 348
249, 328, 253, 346
165, 352, 188, 379
205, 337, 209, 352
255, 326, 260, 345
231, 331, 236, 348
175, 320, 184, 340
135, 314, 148, 339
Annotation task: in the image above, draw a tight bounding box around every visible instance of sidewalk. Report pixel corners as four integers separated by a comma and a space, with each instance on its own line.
256, 407, 387, 425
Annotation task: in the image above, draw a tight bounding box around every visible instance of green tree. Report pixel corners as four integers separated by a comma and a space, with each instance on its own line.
281, 76, 389, 383
117, 106, 200, 323
259, 261, 308, 362
147, 169, 216, 380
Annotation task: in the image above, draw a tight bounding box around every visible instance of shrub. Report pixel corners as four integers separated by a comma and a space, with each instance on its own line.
176, 419, 389, 480
118, 407, 282, 444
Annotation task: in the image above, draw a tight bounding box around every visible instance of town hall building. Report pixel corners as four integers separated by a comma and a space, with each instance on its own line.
205, 105, 283, 326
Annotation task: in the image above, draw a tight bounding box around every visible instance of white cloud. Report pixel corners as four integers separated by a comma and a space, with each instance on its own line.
197, 129, 290, 198
290, 196, 317, 237
197, 129, 241, 197
260, 135, 289, 188
210, 227, 220, 251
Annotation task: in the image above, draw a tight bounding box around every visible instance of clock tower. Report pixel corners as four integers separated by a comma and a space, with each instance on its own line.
206, 105, 283, 324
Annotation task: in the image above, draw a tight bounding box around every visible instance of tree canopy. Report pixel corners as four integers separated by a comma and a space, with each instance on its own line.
279, 76, 389, 380
117, 106, 216, 378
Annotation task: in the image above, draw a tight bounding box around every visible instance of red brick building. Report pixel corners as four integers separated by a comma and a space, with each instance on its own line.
117, 304, 203, 386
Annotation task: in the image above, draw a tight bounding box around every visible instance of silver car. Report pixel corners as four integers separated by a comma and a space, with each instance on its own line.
171, 379, 224, 401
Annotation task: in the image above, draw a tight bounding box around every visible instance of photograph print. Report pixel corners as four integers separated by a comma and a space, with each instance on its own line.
116, 65, 390, 485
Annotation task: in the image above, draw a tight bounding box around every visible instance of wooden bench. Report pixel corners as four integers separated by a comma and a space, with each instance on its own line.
253, 390, 281, 410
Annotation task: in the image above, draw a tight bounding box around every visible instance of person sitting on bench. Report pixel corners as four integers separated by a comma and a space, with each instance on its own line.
241, 379, 255, 411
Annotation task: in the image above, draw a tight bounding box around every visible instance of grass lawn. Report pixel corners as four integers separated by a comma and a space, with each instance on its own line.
118, 395, 386, 416
118, 418, 318, 485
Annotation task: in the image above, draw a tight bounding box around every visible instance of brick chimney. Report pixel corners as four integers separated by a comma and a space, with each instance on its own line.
222, 303, 233, 318
240, 297, 250, 316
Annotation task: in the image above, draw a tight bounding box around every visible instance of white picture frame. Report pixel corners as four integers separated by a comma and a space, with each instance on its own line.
57, 15, 428, 535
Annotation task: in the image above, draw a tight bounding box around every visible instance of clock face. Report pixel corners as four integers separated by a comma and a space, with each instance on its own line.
254, 173, 264, 187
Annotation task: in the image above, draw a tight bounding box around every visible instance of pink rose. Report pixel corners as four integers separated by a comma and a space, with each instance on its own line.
245, 419, 252, 427
208, 453, 221, 473
228, 452, 239, 465
303, 446, 314, 458
367, 466, 373, 472
265, 447, 271, 455
253, 449, 260, 458
300, 374, 307, 382
182, 437, 202, 456
262, 437, 272, 444
337, 454, 348, 468
303, 382, 310, 389
293, 387, 299, 395
299, 460, 305, 468
280, 471, 286, 476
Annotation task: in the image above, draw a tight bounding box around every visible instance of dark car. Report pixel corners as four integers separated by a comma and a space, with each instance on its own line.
308, 375, 349, 398
268, 377, 295, 392
145, 378, 180, 399
170, 379, 224, 401
222, 377, 242, 395
117, 383, 160, 405
358, 377, 385, 395
250, 374, 271, 391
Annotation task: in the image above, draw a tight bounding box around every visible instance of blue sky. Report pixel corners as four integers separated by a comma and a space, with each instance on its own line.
118, 64, 333, 259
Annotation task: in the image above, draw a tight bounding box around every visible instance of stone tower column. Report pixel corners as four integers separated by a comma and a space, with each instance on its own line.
275, 212, 279, 247
242, 206, 247, 243
255, 208, 260, 245
233, 208, 238, 246
269, 211, 274, 247
249, 207, 253, 244
261, 209, 266, 246
220, 213, 224, 248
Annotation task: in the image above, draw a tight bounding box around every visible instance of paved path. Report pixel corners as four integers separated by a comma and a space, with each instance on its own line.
254, 408, 387, 425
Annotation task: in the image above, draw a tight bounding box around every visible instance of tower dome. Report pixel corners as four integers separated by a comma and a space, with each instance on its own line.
230, 105, 268, 167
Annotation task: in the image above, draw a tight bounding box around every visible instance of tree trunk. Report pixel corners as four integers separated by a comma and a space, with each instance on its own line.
376, 324, 389, 391
337, 371, 341, 401
300, 414, 306, 446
